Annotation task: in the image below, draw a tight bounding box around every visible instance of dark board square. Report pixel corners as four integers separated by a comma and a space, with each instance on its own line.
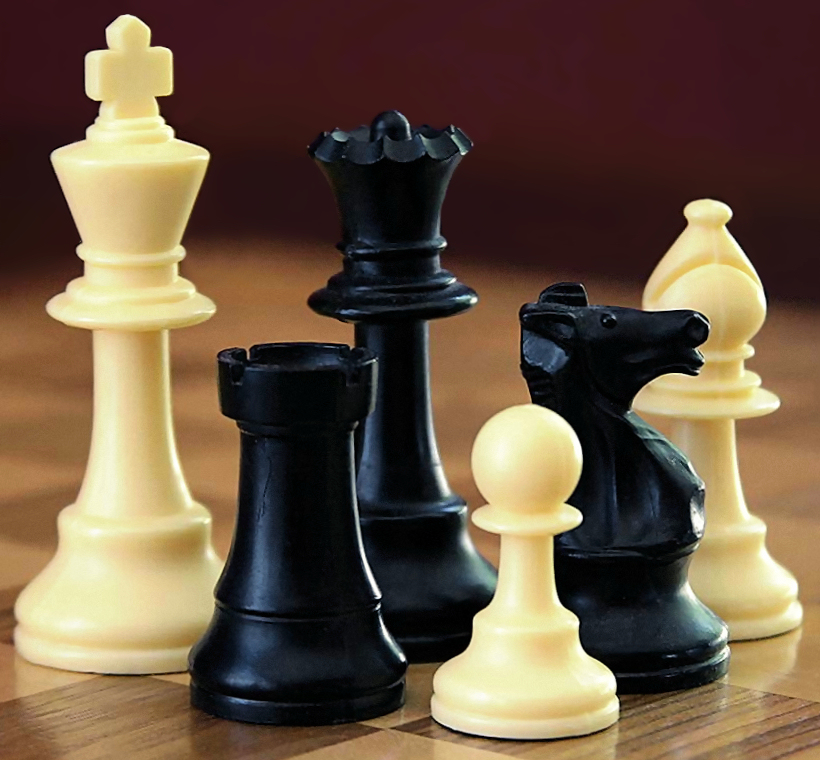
0, 676, 380, 760
396, 682, 820, 759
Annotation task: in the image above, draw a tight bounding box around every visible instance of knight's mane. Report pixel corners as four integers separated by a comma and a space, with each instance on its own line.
520, 327, 575, 415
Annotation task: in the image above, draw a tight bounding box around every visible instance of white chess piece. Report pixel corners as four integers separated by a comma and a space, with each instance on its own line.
14, 15, 222, 674
635, 199, 802, 641
431, 404, 619, 740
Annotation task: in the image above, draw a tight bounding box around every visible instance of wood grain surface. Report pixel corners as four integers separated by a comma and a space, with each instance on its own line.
0, 240, 818, 759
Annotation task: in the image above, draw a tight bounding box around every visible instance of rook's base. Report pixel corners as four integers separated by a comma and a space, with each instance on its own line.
190, 681, 405, 726
189, 603, 407, 725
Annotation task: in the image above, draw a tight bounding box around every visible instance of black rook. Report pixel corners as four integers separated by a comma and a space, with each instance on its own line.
308, 111, 497, 662
189, 343, 406, 724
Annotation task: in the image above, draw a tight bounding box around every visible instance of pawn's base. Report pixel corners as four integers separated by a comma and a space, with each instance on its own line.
14, 503, 222, 675
689, 517, 803, 642
431, 694, 618, 741
191, 680, 405, 726
430, 604, 619, 740
556, 552, 730, 693
359, 505, 497, 662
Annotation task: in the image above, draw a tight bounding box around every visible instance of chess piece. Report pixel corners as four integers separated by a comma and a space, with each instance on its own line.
308, 111, 496, 662
431, 404, 618, 740
520, 282, 729, 692
635, 199, 802, 641
190, 344, 407, 725
13, 16, 221, 674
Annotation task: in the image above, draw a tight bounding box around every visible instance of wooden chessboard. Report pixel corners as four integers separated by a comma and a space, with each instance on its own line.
2, 241, 819, 759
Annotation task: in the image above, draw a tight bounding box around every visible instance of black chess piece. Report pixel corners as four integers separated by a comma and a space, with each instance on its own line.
308, 111, 496, 662
189, 343, 407, 724
519, 283, 730, 693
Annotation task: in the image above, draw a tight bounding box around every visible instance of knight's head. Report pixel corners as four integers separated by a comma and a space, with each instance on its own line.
520, 283, 709, 408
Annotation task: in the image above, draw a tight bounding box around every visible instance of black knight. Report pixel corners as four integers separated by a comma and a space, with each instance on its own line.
520, 282, 729, 692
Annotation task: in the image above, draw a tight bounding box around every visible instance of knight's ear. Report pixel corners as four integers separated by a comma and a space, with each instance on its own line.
537, 282, 589, 307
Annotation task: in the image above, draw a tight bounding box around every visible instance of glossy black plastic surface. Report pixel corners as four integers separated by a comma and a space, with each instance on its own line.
308, 111, 496, 661
520, 283, 730, 693
189, 343, 407, 724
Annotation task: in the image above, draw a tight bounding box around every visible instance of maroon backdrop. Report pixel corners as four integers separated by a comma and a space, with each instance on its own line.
3, 0, 819, 299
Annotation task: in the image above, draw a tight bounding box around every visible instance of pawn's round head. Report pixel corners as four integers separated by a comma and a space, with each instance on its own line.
471, 404, 582, 514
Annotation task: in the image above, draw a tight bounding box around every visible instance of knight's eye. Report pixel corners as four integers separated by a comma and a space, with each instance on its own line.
601, 314, 617, 329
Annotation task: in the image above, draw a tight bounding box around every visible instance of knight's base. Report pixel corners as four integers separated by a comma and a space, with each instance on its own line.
556, 551, 730, 693
360, 505, 497, 662
613, 647, 730, 694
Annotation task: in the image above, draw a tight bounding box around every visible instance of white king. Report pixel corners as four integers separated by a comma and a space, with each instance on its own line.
634, 199, 802, 641
14, 15, 222, 674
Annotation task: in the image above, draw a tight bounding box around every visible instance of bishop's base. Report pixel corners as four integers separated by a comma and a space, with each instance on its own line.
689, 518, 803, 641
431, 694, 619, 741
13, 503, 222, 675
725, 601, 803, 641
190, 681, 405, 726
359, 505, 497, 662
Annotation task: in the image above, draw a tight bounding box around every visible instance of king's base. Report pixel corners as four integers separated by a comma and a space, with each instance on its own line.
191, 681, 405, 726
360, 505, 497, 662
431, 695, 619, 741
689, 517, 803, 641
13, 503, 222, 674
13, 631, 194, 675
556, 551, 730, 693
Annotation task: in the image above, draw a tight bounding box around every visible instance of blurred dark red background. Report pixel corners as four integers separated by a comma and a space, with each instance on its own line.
2, 0, 819, 300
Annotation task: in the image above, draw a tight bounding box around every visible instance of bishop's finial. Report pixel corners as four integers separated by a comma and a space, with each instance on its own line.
643, 198, 761, 309
85, 15, 173, 124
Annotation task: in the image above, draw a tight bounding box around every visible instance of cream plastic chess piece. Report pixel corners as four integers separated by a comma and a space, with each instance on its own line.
430, 404, 619, 740
634, 199, 802, 641
14, 15, 222, 674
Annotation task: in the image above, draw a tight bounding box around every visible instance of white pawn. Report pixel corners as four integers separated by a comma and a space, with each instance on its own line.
430, 404, 619, 740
